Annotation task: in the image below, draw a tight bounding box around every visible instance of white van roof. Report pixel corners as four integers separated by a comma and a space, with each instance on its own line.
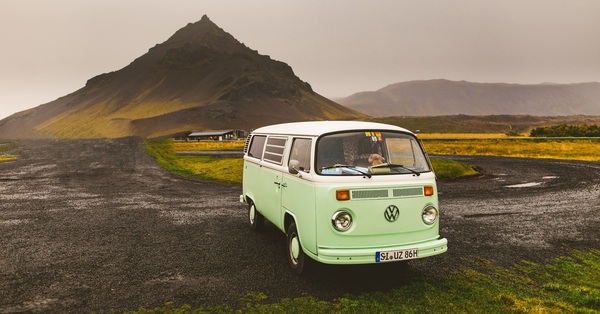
252, 121, 413, 136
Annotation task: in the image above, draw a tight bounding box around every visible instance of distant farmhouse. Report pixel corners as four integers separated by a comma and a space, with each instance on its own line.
176, 129, 248, 141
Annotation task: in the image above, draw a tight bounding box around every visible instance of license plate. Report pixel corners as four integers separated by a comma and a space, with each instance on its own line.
376, 248, 418, 262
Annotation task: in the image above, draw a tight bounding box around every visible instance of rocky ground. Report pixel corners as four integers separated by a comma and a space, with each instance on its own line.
0, 138, 598, 313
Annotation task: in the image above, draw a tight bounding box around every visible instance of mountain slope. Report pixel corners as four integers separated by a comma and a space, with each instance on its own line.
0, 15, 365, 139
339, 79, 600, 117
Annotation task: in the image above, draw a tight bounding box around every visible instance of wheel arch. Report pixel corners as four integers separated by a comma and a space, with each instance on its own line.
245, 195, 254, 206
284, 211, 295, 234
284, 209, 320, 257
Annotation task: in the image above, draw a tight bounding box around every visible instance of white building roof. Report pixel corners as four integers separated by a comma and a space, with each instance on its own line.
188, 130, 234, 137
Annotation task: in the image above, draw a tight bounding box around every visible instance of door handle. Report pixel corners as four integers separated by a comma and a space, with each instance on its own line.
273, 181, 287, 188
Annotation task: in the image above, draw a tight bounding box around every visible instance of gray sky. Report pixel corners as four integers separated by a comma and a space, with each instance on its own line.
1, 0, 599, 120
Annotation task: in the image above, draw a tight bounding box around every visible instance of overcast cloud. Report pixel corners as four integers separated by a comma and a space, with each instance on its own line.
1, 0, 599, 119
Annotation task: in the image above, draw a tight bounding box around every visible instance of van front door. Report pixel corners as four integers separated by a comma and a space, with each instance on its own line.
281, 138, 317, 254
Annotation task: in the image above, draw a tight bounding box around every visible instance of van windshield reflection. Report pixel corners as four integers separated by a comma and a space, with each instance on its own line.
316, 131, 430, 176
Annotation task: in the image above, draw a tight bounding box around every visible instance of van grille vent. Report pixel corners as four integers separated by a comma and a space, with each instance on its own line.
393, 187, 423, 197
352, 190, 389, 199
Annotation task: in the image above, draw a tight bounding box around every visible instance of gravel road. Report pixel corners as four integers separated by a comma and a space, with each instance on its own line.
0, 138, 599, 313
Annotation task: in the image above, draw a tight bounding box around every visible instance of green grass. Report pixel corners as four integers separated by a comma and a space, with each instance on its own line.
146, 140, 243, 183
125, 249, 600, 313
430, 158, 479, 179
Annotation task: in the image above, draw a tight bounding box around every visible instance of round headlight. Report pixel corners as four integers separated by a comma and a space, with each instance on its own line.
422, 205, 438, 225
332, 211, 353, 231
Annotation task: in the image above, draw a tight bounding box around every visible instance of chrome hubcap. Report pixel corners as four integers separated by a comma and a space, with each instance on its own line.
290, 234, 300, 264
249, 205, 255, 224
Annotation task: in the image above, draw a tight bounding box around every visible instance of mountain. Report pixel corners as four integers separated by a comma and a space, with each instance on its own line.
370, 115, 600, 134
338, 79, 600, 117
0, 15, 365, 139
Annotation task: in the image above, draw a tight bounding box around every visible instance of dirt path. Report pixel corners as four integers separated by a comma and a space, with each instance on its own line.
0, 138, 598, 313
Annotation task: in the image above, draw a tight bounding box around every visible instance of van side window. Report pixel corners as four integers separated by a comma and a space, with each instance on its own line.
264, 137, 287, 165
248, 135, 266, 159
289, 138, 312, 172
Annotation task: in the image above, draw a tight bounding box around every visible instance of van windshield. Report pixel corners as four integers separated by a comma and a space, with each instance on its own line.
316, 131, 430, 176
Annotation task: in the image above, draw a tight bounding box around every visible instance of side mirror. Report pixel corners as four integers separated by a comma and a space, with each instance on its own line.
288, 159, 300, 175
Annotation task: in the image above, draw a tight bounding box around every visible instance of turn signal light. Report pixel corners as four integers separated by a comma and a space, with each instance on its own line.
336, 189, 350, 201
424, 185, 434, 196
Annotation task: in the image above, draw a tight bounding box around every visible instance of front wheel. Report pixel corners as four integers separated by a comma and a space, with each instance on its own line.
248, 201, 264, 231
286, 221, 310, 275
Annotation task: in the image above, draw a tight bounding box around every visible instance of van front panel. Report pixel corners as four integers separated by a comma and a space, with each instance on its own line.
313, 173, 447, 264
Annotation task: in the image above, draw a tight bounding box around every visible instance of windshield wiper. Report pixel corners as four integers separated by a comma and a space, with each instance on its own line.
371, 163, 421, 176
323, 164, 372, 178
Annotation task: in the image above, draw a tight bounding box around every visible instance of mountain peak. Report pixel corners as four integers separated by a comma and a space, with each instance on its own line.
0, 17, 364, 139
159, 15, 239, 52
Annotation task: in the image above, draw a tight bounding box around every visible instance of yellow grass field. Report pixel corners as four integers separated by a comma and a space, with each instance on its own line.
0, 156, 17, 162
417, 133, 508, 139
421, 138, 600, 162
171, 136, 600, 163
0, 142, 18, 162
149, 136, 598, 183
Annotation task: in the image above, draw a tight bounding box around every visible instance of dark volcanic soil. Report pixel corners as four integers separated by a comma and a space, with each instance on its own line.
1, 138, 599, 313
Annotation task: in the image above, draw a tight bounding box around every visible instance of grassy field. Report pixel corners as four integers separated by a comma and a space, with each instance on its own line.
146, 140, 478, 182
0, 156, 17, 162
152, 135, 600, 184
127, 249, 600, 313
418, 133, 508, 139
421, 137, 600, 162
430, 158, 479, 179
150, 136, 600, 183
146, 140, 244, 183
0, 142, 18, 162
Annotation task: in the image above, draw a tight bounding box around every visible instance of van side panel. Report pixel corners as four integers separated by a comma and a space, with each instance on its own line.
243, 158, 284, 231
281, 173, 317, 255
242, 158, 260, 204
255, 162, 284, 231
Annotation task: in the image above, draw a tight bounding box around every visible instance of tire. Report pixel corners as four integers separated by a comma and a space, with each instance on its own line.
248, 201, 264, 231
286, 221, 310, 275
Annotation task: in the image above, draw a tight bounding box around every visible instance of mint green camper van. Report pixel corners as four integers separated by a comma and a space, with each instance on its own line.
240, 121, 447, 274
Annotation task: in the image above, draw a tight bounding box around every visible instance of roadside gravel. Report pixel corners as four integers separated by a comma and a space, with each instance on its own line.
0, 138, 598, 313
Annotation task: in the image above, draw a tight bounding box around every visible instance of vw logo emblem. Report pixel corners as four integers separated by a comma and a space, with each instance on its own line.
384, 205, 400, 222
